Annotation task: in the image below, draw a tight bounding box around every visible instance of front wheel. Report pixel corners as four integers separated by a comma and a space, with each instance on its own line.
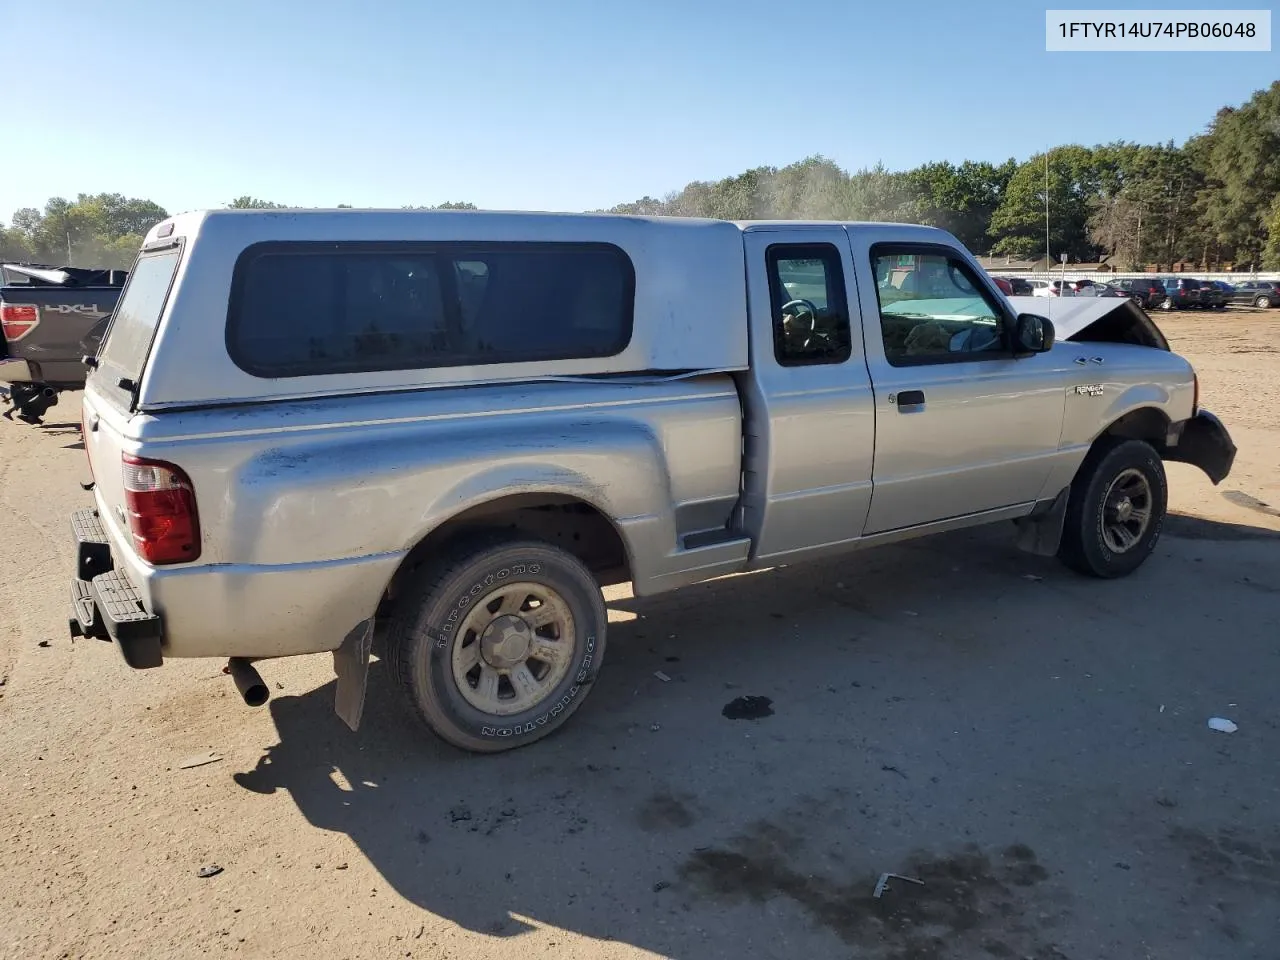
387, 538, 608, 753
1058, 439, 1168, 578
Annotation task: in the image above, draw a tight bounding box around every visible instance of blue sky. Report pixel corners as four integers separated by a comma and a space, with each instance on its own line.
1, 0, 1275, 222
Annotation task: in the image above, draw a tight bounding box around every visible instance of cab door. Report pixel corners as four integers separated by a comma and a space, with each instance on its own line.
846, 236, 1071, 534
739, 226, 877, 565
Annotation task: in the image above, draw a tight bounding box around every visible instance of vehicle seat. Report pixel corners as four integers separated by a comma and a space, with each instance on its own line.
903, 321, 952, 356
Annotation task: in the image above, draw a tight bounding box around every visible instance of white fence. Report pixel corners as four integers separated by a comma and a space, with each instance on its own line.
988, 269, 1280, 284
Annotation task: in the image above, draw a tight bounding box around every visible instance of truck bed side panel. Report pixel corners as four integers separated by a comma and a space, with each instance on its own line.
86, 376, 745, 659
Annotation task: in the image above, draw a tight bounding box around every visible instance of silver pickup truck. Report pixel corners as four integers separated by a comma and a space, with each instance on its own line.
68, 210, 1236, 753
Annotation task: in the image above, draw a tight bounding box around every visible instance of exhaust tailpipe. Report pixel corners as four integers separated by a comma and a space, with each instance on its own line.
227, 658, 269, 707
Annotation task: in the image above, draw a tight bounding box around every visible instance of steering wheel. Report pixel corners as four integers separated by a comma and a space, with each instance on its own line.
946, 263, 977, 295
781, 298, 820, 348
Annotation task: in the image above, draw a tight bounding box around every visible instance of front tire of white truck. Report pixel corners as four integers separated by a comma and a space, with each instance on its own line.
1057, 438, 1168, 578
387, 537, 608, 753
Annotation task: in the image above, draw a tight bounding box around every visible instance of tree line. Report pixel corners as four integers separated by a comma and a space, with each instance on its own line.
3, 82, 1278, 272
605, 81, 1280, 271
0, 196, 478, 271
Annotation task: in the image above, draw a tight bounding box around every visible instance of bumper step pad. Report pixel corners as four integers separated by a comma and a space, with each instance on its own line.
68, 509, 164, 669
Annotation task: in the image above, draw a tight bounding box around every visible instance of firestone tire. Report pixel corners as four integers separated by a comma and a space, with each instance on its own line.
387, 538, 608, 753
1058, 438, 1168, 579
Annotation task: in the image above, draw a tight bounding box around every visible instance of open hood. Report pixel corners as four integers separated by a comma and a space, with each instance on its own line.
1007, 296, 1169, 350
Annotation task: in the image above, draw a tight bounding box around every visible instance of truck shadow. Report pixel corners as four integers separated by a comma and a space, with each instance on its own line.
231, 521, 1280, 957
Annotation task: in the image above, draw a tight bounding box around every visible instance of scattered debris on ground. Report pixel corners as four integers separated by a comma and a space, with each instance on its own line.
872, 872, 924, 898
178, 751, 223, 770
1208, 717, 1238, 733
196, 865, 224, 879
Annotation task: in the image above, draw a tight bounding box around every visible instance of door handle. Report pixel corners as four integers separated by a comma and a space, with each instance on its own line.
895, 389, 926, 412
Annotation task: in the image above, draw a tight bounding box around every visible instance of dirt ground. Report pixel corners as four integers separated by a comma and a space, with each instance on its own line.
2, 308, 1278, 960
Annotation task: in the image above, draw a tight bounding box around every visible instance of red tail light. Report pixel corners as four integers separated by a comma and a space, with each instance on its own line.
121, 454, 201, 564
1, 303, 40, 341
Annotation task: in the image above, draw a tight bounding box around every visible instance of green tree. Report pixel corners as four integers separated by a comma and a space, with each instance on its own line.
227, 196, 285, 209
0, 225, 33, 262
989, 146, 1103, 261
1, 195, 167, 269
1263, 197, 1280, 269
846, 163, 919, 223
906, 159, 1016, 251
763, 155, 851, 219
1191, 83, 1280, 268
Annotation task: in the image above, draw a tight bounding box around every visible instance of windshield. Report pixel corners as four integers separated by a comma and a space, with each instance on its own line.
95, 250, 180, 388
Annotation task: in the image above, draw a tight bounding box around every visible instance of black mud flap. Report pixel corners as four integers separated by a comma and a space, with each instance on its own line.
1014, 486, 1070, 556
333, 619, 374, 732
1166, 410, 1237, 485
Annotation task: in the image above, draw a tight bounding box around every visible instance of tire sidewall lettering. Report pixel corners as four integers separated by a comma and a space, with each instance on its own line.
428, 558, 597, 740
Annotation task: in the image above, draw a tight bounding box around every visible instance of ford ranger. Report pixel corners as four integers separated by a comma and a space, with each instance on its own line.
67, 210, 1236, 753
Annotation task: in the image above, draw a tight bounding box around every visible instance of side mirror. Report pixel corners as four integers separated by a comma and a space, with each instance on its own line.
1013, 313, 1055, 356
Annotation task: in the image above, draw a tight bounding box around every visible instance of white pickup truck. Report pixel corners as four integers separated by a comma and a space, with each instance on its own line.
68, 210, 1235, 752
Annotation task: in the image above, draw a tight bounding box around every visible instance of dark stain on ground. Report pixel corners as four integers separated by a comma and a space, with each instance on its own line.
637, 791, 699, 831
1003, 843, 1050, 886
678, 821, 1064, 960
1170, 825, 1280, 889
722, 695, 774, 720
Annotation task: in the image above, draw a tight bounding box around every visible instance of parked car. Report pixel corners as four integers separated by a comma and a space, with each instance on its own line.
1090, 282, 1127, 298
1, 262, 125, 422
1034, 279, 1084, 297
1198, 281, 1230, 310
1007, 277, 1034, 296
991, 276, 1014, 295
68, 210, 1236, 752
1111, 278, 1168, 309
1158, 278, 1203, 310
1227, 280, 1280, 308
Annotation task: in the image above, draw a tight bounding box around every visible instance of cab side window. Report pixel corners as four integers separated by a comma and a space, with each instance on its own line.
870, 248, 1008, 366
767, 244, 852, 366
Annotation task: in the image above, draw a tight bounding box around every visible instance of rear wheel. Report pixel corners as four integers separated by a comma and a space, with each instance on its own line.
1256, 295, 1272, 309
387, 537, 608, 753
1058, 439, 1167, 579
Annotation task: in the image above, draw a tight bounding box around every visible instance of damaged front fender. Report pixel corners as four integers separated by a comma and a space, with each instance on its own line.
1165, 409, 1237, 485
